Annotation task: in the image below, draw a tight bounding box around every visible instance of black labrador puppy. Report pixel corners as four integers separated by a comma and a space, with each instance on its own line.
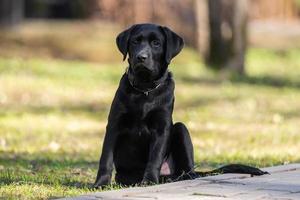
94, 24, 267, 188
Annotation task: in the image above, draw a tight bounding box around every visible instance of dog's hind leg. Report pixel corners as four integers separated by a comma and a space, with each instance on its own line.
159, 122, 197, 183
170, 122, 195, 175
160, 122, 268, 183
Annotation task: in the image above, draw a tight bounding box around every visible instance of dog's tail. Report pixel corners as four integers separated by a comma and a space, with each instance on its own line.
160, 164, 269, 183
196, 164, 269, 177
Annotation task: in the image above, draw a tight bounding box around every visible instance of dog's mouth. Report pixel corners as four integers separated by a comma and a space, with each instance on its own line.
133, 65, 153, 82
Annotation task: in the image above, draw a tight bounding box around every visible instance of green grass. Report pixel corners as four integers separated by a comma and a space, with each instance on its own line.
1, 21, 300, 199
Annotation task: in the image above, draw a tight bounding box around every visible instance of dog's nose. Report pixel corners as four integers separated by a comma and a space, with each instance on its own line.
136, 53, 148, 62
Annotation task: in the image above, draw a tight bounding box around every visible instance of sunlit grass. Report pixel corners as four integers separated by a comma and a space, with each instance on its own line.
1, 21, 300, 199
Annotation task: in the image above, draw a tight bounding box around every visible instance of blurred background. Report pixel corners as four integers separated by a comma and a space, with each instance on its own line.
1, 0, 300, 65
0, 0, 300, 199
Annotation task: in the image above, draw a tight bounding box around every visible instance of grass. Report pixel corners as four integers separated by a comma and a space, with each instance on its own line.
1, 21, 300, 199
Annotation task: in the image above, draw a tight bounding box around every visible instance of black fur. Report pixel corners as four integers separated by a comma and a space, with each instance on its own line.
94, 24, 268, 188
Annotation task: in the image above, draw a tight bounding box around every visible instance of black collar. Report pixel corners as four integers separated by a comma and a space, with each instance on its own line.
126, 67, 168, 96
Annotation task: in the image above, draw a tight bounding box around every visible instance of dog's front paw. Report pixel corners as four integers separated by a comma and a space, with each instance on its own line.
142, 173, 159, 185
93, 174, 111, 189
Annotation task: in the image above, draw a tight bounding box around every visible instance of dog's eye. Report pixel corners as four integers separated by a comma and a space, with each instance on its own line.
151, 40, 161, 47
132, 38, 140, 45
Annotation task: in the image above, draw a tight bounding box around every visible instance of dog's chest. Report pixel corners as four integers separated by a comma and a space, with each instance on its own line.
128, 93, 159, 116
119, 96, 162, 136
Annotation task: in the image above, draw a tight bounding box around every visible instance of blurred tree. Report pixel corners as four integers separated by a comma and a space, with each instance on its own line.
25, 0, 96, 19
195, 0, 248, 75
97, 0, 197, 46
0, 0, 24, 26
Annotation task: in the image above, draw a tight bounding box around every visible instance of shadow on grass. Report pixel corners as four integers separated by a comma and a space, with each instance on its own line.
181, 74, 300, 89
280, 109, 300, 119
1, 150, 298, 193
231, 75, 300, 89
0, 102, 110, 119
179, 76, 222, 86
0, 151, 98, 189
176, 96, 239, 110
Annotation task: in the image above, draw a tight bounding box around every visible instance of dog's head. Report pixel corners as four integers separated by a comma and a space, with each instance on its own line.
116, 24, 184, 82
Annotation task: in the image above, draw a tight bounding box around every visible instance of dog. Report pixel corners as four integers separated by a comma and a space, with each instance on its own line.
94, 23, 267, 188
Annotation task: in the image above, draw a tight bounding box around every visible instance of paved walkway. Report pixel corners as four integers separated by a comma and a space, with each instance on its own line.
63, 164, 300, 200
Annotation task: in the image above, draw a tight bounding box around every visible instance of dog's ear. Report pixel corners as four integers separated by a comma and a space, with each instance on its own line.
116, 25, 137, 61
161, 26, 184, 64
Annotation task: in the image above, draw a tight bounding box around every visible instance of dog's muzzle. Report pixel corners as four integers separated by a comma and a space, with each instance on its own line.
133, 64, 153, 77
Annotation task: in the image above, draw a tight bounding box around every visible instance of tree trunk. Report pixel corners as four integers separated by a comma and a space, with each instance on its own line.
194, 0, 248, 75
133, 0, 153, 23
194, 0, 210, 58
228, 0, 248, 74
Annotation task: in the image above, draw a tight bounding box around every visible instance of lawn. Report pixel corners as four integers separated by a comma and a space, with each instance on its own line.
0, 21, 300, 199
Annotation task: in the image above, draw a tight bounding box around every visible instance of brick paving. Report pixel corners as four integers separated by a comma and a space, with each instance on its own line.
62, 164, 300, 200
